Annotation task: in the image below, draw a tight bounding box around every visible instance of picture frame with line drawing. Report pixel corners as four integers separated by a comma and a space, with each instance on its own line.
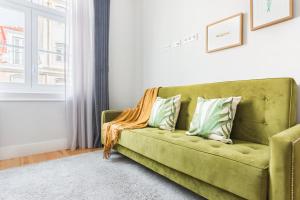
250, 0, 294, 31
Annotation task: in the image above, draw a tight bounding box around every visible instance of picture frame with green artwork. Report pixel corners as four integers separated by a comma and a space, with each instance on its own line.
250, 0, 294, 31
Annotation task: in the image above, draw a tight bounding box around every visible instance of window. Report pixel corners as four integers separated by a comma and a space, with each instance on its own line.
0, 6, 25, 84
55, 43, 64, 62
37, 16, 65, 86
0, 0, 66, 95
32, 0, 66, 12
12, 36, 24, 65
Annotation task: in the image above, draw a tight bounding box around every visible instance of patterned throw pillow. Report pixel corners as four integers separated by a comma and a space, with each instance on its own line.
148, 95, 181, 131
186, 97, 241, 143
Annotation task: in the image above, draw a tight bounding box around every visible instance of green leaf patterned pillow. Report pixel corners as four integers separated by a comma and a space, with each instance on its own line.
148, 95, 181, 131
186, 97, 241, 143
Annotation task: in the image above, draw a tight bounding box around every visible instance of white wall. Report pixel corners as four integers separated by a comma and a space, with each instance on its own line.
141, 0, 300, 121
109, 0, 142, 109
0, 101, 68, 160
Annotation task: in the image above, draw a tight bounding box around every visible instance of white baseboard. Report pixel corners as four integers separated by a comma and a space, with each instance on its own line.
0, 138, 68, 160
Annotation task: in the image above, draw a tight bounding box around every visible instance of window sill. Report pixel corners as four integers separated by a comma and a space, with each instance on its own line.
0, 92, 65, 102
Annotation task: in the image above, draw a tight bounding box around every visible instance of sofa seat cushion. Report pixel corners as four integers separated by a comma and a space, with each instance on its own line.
117, 128, 269, 200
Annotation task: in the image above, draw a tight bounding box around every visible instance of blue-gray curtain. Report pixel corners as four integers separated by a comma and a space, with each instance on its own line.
93, 0, 110, 147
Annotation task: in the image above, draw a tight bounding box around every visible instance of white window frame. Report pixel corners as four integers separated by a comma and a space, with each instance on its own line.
0, 0, 66, 101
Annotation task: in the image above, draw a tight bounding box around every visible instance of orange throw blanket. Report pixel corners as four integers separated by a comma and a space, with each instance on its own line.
103, 88, 159, 159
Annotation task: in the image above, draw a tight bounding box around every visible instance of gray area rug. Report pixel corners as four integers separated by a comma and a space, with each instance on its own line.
0, 151, 204, 200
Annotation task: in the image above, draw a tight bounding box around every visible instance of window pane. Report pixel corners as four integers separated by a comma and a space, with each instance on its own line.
32, 0, 66, 12
38, 16, 65, 52
0, 6, 25, 84
38, 16, 65, 86
38, 51, 64, 85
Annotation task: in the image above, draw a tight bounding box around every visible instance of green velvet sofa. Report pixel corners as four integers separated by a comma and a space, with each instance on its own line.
101, 78, 299, 200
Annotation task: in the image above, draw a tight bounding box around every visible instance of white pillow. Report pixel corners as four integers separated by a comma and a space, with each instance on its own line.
186, 97, 241, 143
148, 95, 181, 131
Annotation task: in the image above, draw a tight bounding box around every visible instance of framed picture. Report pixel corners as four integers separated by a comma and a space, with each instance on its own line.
250, 0, 293, 31
206, 13, 243, 53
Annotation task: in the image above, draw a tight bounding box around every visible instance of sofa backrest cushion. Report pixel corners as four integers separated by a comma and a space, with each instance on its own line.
158, 78, 297, 145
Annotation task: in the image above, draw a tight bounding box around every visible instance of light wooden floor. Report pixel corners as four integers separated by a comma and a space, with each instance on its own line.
0, 148, 100, 171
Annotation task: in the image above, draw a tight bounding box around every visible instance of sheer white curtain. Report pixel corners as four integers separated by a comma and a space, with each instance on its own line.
65, 0, 95, 150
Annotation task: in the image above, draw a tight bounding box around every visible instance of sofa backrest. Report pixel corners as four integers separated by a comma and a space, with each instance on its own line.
158, 78, 297, 145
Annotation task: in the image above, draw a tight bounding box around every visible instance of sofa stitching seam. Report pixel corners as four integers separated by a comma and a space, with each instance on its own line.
289, 79, 294, 200
288, 78, 293, 128
261, 168, 268, 200
291, 143, 294, 200
123, 129, 269, 170
291, 138, 300, 200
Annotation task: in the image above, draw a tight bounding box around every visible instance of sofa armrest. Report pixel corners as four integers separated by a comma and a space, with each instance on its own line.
101, 110, 122, 125
101, 110, 122, 146
270, 124, 300, 200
